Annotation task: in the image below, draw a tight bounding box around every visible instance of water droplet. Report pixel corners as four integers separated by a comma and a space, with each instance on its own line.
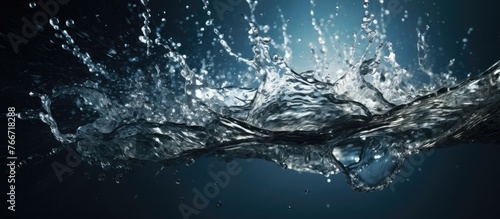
51, 147, 59, 155
65, 19, 74, 27
186, 158, 195, 166
205, 19, 213, 26
108, 48, 117, 55
467, 27, 474, 35
305, 154, 311, 163
363, 0, 370, 9
114, 173, 124, 184
260, 25, 270, 33
216, 200, 222, 208
262, 36, 272, 44
315, 82, 327, 89
49, 18, 59, 26
175, 179, 181, 184
18, 160, 27, 168
29, 2, 37, 8
97, 173, 106, 181
272, 53, 281, 61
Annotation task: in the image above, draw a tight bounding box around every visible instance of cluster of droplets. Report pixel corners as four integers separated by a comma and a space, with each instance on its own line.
139, 0, 152, 56
49, 17, 113, 79
34, 0, 425, 169
16, 147, 62, 170
21, 0, 500, 192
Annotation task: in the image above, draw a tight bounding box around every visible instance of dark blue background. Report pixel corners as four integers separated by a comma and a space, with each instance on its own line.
2, 0, 500, 218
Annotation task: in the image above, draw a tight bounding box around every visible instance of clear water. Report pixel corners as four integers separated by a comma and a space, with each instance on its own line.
19, 0, 500, 191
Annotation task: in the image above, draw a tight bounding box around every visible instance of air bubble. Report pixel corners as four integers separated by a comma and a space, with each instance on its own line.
29, 2, 37, 8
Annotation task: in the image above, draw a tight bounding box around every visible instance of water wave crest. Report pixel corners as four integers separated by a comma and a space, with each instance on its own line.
22, 0, 500, 191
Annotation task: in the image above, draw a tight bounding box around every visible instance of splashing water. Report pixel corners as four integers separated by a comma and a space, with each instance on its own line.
18, 0, 500, 191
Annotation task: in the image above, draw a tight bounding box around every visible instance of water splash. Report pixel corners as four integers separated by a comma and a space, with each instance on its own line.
19, 0, 500, 191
